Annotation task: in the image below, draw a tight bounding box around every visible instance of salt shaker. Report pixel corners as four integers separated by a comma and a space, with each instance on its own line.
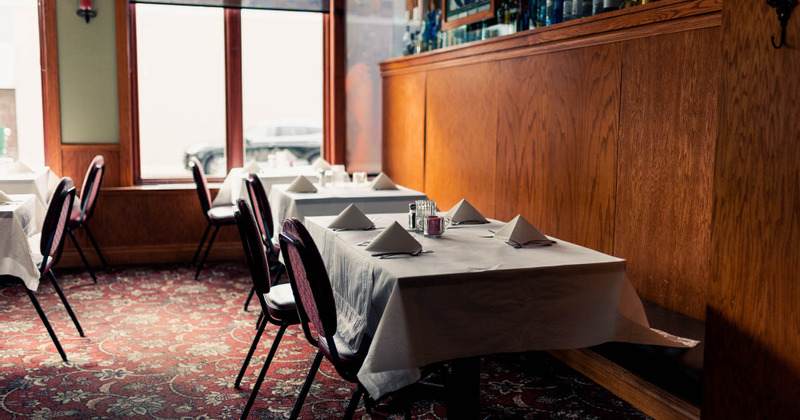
408, 203, 417, 230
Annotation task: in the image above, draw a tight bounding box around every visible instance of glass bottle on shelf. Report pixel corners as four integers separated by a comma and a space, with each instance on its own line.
553, 0, 564, 24
592, 0, 603, 15
603, 0, 621, 12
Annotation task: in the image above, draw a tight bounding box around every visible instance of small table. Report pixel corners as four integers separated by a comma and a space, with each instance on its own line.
0, 166, 59, 207
270, 184, 427, 241
0, 194, 46, 291
303, 213, 697, 402
211, 165, 321, 207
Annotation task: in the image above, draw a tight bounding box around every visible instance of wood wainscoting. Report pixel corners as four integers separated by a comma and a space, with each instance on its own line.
58, 185, 242, 269
381, 0, 721, 321
52, 145, 242, 269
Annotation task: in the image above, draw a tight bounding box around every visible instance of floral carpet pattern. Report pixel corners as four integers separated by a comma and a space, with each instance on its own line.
0, 263, 651, 419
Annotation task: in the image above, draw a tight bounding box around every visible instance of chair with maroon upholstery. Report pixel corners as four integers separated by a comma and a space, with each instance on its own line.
189, 156, 236, 280
2, 177, 86, 361
67, 155, 106, 283
242, 173, 284, 312
233, 198, 299, 420
279, 218, 372, 420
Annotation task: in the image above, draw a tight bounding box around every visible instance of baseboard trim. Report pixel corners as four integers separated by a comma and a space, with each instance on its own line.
548, 349, 700, 420
58, 242, 244, 268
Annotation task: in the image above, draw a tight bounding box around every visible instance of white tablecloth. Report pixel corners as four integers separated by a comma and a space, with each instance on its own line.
0, 167, 59, 207
270, 184, 427, 241
211, 165, 321, 207
0, 194, 46, 291
303, 213, 698, 398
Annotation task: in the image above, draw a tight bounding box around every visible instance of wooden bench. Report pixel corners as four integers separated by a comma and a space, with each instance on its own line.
549, 300, 704, 420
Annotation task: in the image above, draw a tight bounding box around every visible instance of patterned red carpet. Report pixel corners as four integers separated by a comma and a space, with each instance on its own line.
0, 263, 651, 419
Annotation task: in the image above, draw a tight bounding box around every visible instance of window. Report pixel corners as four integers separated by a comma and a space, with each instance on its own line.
133, 4, 323, 181
0, 0, 45, 167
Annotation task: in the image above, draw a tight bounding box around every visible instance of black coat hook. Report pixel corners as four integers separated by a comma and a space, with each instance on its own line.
767, 0, 797, 49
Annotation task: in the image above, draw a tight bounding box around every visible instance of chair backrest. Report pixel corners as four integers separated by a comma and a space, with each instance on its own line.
78, 155, 105, 222
189, 156, 212, 215
279, 218, 338, 345
40, 177, 76, 271
234, 198, 272, 298
244, 174, 278, 256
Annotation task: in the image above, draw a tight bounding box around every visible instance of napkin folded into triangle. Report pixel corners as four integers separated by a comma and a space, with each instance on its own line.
365, 221, 422, 254
285, 175, 318, 193
311, 157, 332, 171
328, 204, 374, 230
242, 160, 260, 174
0, 191, 13, 203
444, 199, 488, 224
494, 215, 548, 244
371, 172, 399, 190
8, 160, 34, 174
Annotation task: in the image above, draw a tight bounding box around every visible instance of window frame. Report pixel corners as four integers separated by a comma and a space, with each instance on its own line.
125, 2, 343, 185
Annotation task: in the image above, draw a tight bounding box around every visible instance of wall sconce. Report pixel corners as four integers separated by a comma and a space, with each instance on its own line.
76, 0, 97, 24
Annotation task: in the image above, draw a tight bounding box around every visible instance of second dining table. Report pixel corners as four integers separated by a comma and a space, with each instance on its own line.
302, 213, 697, 415
269, 183, 427, 241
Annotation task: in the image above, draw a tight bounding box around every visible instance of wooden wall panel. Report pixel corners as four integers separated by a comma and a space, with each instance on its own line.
496, 44, 619, 254
704, 0, 800, 416
382, 72, 427, 192
61, 144, 121, 189
60, 186, 242, 268
615, 28, 719, 320
425, 62, 498, 213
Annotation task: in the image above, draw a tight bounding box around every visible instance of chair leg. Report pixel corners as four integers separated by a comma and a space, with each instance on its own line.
48, 270, 84, 337
344, 383, 365, 420
243, 287, 255, 311
235, 313, 269, 389
255, 311, 266, 330
67, 228, 97, 284
195, 225, 220, 280
289, 350, 323, 420
192, 224, 212, 265
240, 322, 289, 420
269, 263, 284, 287
83, 223, 108, 269
24, 287, 67, 361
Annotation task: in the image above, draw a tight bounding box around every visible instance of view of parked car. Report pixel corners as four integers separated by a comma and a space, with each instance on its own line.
184, 119, 322, 174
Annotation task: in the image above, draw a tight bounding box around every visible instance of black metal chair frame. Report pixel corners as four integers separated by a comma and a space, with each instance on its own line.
279, 220, 368, 420
242, 174, 284, 313
189, 157, 236, 280
67, 156, 107, 283
234, 198, 299, 420
5, 178, 85, 361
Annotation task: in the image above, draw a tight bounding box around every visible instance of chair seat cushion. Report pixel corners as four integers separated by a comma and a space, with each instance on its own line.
264, 283, 298, 321
207, 205, 236, 223
318, 332, 369, 382
69, 208, 84, 225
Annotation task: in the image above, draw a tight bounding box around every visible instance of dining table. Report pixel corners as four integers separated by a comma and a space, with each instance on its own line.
0, 193, 47, 291
302, 213, 698, 416
269, 184, 427, 241
211, 165, 321, 207
0, 166, 59, 207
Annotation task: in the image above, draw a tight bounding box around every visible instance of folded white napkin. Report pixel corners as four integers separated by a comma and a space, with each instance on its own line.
494, 215, 548, 244
328, 204, 374, 230
371, 172, 399, 190
8, 160, 35, 174
285, 175, 318, 193
242, 160, 260, 174
365, 221, 422, 254
444, 199, 488, 224
0, 191, 13, 203
311, 157, 332, 171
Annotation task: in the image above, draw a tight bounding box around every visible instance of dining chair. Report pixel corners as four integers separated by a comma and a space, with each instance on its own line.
242, 173, 285, 312
189, 156, 237, 280
279, 218, 372, 420
66, 155, 106, 283
233, 198, 300, 420
9, 177, 85, 361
